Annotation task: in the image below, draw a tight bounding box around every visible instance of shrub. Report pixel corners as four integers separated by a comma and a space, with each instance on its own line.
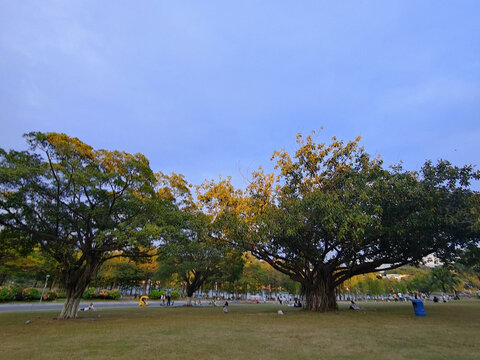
148, 289, 165, 299
43, 291, 58, 301
82, 288, 121, 300
83, 287, 97, 299
170, 290, 180, 300
96, 289, 109, 299
0, 286, 18, 302
22, 288, 41, 300
57, 291, 66, 299
14, 289, 24, 301
105, 289, 121, 300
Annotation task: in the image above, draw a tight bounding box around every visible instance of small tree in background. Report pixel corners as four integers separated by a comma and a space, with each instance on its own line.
430, 266, 460, 294
157, 173, 243, 305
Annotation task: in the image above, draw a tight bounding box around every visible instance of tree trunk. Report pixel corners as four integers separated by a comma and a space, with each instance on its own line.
59, 284, 87, 319
57, 259, 102, 319
185, 285, 195, 306
49, 276, 56, 290
59, 296, 82, 319
303, 275, 337, 312
0, 273, 6, 286
183, 271, 211, 306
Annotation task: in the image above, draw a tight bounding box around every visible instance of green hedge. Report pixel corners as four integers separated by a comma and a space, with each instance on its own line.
148, 289, 165, 299
0, 287, 59, 302
83, 288, 97, 299
43, 291, 58, 301
83, 288, 121, 300
22, 288, 41, 300
0, 286, 18, 302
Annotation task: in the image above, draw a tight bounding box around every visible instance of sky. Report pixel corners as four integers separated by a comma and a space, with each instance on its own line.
1, 1, 479, 189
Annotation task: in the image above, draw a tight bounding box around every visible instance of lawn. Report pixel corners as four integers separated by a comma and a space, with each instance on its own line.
1, 301, 479, 360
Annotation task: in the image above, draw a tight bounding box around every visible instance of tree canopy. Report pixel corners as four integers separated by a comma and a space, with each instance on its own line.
156, 173, 243, 305
211, 133, 480, 311
1, 131, 478, 314
0, 132, 170, 318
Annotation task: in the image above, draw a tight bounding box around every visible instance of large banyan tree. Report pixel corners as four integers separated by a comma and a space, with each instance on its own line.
0, 132, 170, 318
213, 133, 480, 312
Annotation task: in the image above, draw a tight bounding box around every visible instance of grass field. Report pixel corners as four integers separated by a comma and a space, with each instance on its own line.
1, 301, 479, 360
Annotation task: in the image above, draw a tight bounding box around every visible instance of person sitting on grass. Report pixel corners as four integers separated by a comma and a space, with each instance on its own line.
80, 303, 95, 311
349, 300, 360, 310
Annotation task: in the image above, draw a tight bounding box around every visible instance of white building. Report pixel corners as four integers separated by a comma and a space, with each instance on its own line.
422, 253, 443, 268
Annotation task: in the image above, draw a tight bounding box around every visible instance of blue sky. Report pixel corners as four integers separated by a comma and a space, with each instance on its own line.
1, 1, 479, 188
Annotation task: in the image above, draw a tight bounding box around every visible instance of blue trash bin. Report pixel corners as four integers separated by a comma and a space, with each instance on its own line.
411, 299, 426, 316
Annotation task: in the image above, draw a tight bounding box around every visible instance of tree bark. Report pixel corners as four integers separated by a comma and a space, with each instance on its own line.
59, 295, 82, 319
185, 285, 195, 306
57, 259, 101, 319
59, 284, 87, 319
49, 276, 56, 290
184, 274, 208, 306
303, 274, 337, 312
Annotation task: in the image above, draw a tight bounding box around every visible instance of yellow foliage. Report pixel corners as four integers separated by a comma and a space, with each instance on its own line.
45, 133, 95, 159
